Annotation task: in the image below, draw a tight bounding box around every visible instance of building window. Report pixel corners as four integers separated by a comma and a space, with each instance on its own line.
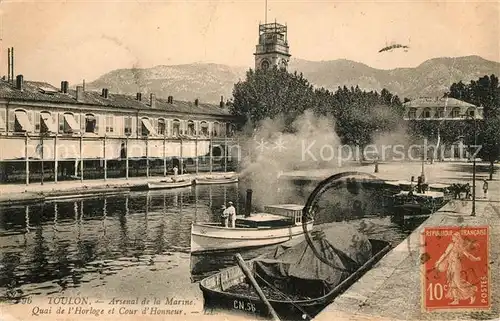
59, 112, 79, 134
452, 107, 461, 118
124, 116, 132, 135
13, 109, 32, 133
172, 119, 180, 137
140, 117, 156, 137
436, 108, 444, 118
226, 123, 234, 137
40, 111, 55, 133
467, 108, 475, 117
212, 122, 219, 137
408, 108, 416, 119
423, 108, 431, 119
157, 118, 166, 135
85, 114, 97, 133
105, 115, 114, 133
200, 121, 209, 137
187, 120, 195, 136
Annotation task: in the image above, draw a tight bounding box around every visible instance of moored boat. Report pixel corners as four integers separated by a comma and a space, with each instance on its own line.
190, 204, 314, 254
147, 178, 193, 190
389, 190, 447, 215
199, 227, 391, 320
193, 176, 239, 185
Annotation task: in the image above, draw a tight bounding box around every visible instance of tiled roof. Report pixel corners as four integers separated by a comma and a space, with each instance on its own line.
403, 97, 479, 108
0, 79, 232, 117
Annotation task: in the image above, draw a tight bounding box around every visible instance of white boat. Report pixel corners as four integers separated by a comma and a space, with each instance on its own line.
193, 176, 239, 185
190, 204, 314, 254
147, 179, 193, 190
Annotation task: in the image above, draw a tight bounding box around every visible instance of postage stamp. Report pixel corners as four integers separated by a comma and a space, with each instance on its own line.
421, 226, 490, 312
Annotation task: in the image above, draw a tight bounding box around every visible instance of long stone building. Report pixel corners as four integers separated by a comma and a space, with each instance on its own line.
0, 75, 239, 184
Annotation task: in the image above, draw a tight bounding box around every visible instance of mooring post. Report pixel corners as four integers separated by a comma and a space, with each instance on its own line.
234, 253, 281, 321
245, 189, 253, 217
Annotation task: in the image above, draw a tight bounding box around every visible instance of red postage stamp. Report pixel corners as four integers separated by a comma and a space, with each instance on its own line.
421, 226, 490, 312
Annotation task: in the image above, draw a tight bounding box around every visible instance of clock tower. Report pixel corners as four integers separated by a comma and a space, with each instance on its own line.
254, 22, 291, 71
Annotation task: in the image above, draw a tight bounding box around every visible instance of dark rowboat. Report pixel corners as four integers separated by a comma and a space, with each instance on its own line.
199, 238, 391, 320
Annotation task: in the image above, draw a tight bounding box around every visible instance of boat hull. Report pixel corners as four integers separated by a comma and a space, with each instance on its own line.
200, 239, 391, 320
194, 177, 239, 185
191, 221, 314, 254
147, 180, 192, 190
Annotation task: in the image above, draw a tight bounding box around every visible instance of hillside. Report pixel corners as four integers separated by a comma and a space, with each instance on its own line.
85, 56, 500, 104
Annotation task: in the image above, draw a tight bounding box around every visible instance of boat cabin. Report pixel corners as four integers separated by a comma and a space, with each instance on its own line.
236, 204, 305, 228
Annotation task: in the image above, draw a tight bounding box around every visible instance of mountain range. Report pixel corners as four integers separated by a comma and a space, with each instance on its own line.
85, 55, 500, 104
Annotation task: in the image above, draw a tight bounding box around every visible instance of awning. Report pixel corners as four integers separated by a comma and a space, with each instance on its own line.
64, 114, 81, 133
15, 111, 33, 132
41, 113, 57, 133
141, 118, 156, 136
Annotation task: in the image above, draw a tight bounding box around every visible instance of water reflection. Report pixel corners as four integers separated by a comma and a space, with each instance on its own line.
0, 180, 424, 301
0, 184, 241, 299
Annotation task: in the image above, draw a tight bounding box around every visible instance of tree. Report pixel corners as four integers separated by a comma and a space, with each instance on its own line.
448, 74, 500, 179
230, 67, 316, 132
230, 67, 403, 149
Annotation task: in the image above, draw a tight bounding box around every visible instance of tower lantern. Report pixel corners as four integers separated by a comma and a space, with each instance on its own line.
254, 22, 291, 71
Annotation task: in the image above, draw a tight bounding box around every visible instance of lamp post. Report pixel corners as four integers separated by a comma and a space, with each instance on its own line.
462, 111, 477, 216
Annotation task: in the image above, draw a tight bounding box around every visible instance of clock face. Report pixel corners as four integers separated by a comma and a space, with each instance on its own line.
261, 60, 270, 70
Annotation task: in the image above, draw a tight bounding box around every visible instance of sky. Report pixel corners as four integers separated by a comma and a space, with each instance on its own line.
0, 0, 499, 86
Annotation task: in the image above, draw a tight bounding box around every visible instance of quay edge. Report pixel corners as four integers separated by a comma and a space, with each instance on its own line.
0, 172, 238, 205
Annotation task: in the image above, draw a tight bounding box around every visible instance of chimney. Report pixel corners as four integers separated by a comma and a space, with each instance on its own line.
168, 96, 174, 104
16, 75, 23, 91
76, 86, 84, 102
7, 48, 10, 82
150, 93, 156, 108
102, 88, 109, 99
61, 81, 69, 93
136, 93, 142, 101
220, 95, 224, 108
10, 47, 14, 83
194, 98, 199, 106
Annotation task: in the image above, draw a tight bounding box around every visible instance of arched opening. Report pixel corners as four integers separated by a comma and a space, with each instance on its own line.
408, 108, 417, 119
85, 113, 96, 133
423, 108, 431, 119
13, 109, 31, 133
172, 119, 180, 137
187, 120, 195, 136
200, 121, 209, 137
451, 107, 461, 118
157, 118, 166, 136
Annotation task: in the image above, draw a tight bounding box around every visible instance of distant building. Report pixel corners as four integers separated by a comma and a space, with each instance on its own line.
403, 97, 483, 120
0, 75, 239, 184
254, 22, 291, 71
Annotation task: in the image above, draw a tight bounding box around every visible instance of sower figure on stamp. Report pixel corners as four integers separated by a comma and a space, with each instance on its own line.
434, 232, 481, 305
226, 201, 236, 228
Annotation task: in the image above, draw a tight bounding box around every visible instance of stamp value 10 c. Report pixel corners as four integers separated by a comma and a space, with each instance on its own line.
421, 226, 490, 312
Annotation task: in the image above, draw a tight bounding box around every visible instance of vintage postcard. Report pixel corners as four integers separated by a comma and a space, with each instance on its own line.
0, 1, 498, 321
421, 226, 490, 312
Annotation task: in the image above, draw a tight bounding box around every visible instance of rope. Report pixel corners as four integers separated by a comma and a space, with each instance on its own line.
254, 272, 313, 320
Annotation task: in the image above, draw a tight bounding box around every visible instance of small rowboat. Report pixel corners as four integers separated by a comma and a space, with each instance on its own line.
191, 204, 313, 254
147, 179, 193, 190
199, 238, 391, 320
193, 176, 239, 185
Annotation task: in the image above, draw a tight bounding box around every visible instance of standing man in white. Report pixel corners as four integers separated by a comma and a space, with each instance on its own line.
226, 201, 236, 228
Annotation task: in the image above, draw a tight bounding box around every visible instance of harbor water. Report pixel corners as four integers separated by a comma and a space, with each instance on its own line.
0, 182, 426, 303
